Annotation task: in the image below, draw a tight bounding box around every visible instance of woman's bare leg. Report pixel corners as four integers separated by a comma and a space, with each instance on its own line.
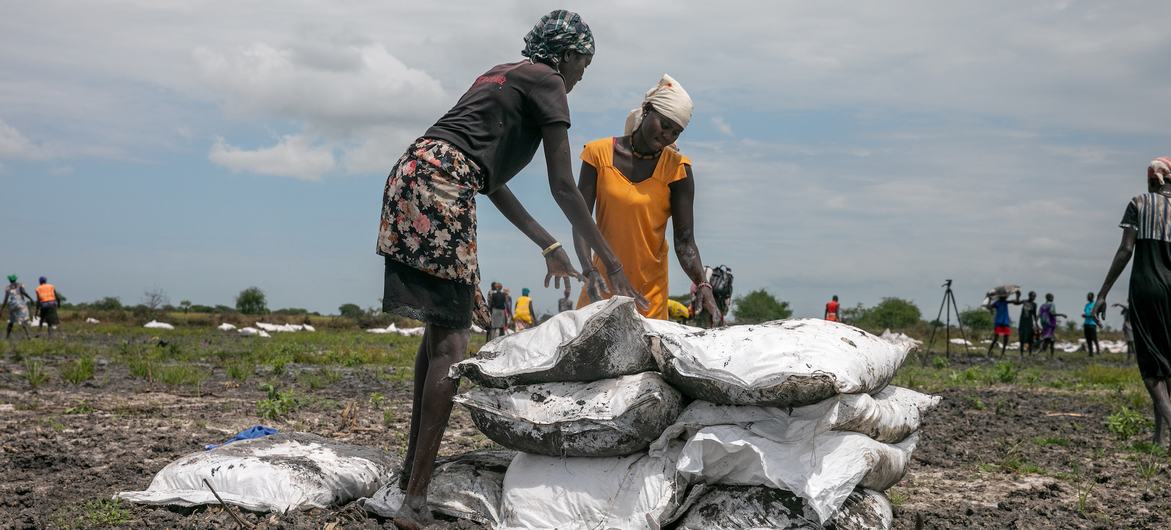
397, 332, 430, 490
394, 323, 468, 527
1143, 377, 1171, 445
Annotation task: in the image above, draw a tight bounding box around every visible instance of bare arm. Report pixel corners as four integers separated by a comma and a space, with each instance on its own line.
670, 166, 722, 324
487, 185, 557, 250
571, 161, 598, 272
1095, 227, 1137, 317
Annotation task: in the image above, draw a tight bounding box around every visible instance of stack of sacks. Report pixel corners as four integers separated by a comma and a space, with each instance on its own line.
649, 319, 939, 528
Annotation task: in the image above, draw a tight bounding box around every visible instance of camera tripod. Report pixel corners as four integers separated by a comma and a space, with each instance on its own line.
926, 279, 972, 358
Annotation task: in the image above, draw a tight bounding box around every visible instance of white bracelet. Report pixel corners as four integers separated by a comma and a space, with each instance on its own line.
541, 241, 563, 256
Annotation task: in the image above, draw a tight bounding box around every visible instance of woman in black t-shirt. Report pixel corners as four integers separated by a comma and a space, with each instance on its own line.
1095, 156, 1171, 446
376, 10, 644, 527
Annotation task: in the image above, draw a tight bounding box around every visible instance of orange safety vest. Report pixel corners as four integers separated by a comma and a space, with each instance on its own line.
825, 300, 840, 322
36, 283, 56, 303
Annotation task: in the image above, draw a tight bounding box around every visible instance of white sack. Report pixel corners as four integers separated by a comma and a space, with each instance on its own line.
85, 317, 100, 324
651, 319, 910, 406
674, 425, 915, 523
675, 486, 892, 530
302, 324, 316, 332
117, 433, 396, 512
455, 372, 683, 457
217, 323, 237, 331
880, 329, 922, 353
498, 442, 703, 530
143, 320, 175, 330
651, 386, 939, 449
452, 297, 658, 388
362, 450, 512, 526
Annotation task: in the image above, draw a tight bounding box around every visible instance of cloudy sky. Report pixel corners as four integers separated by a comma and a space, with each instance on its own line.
3, 1, 1169, 326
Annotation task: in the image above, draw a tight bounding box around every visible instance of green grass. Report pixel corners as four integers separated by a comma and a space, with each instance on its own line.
24, 359, 49, 388
156, 363, 209, 387
1106, 406, 1151, 440
64, 401, 95, 414
83, 498, 131, 526
257, 384, 300, 421
61, 356, 96, 385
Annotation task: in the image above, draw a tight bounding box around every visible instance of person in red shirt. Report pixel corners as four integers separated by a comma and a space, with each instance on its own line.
825, 295, 840, 322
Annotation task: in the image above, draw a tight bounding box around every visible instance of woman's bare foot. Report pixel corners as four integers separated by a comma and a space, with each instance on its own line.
396, 466, 411, 491
392, 497, 434, 529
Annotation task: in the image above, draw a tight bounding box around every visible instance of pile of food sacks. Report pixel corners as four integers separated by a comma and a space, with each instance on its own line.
363, 297, 938, 529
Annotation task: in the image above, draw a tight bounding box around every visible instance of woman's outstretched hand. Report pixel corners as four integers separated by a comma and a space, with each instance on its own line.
606, 268, 650, 311
583, 269, 606, 303
543, 248, 582, 289
695, 284, 725, 327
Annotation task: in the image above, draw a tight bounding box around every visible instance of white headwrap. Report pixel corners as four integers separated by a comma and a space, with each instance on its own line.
1150, 157, 1171, 186
623, 73, 694, 136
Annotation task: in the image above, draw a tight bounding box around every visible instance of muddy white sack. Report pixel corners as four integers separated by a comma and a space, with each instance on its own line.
455, 372, 683, 457
452, 297, 667, 388
651, 386, 939, 449
116, 433, 396, 512
675, 486, 892, 530
498, 442, 703, 530
363, 451, 512, 526
673, 425, 915, 523
651, 319, 910, 406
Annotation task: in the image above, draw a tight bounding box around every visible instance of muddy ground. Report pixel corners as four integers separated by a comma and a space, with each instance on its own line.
1, 338, 1167, 529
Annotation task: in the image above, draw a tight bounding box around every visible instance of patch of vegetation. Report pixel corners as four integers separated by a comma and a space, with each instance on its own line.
968, 397, 987, 411
1106, 406, 1151, 440
64, 401, 95, 415
931, 355, 949, 369
83, 498, 131, 526
369, 392, 386, 408
731, 289, 792, 324
887, 488, 908, 507
994, 361, 1017, 384
227, 362, 253, 381
157, 364, 209, 387
127, 356, 157, 381
24, 359, 48, 388
61, 356, 96, 385
257, 384, 300, 421
383, 408, 396, 427
1130, 441, 1168, 456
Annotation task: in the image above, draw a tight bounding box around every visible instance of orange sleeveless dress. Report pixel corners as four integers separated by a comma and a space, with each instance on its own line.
576, 138, 690, 320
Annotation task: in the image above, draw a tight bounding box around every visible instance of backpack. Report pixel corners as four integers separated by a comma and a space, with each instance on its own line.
708, 265, 734, 303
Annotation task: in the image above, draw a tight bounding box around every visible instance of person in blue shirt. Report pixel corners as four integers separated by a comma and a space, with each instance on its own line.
1083, 291, 1101, 356
987, 290, 1022, 357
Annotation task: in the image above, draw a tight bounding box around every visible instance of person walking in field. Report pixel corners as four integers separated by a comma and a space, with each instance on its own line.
375, 11, 641, 527
825, 295, 840, 322
513, 288, 535, 330
1018, 291, 1040, 357
486, 282, 507, 340
1082, 291, 1101, 356
557, 283, 573, 313
571, 74, 718, 323
2, 275, 34, 340
1094, 157, 1171, 445
987, 291, 1021, 357
1038, 293, 1068, 357
34, 276, 63, 337
1115, 303, 1135, 359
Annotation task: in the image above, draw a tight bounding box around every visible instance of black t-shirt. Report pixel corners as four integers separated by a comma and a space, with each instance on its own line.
424, 61, 571, 194
489, 290, 509, 310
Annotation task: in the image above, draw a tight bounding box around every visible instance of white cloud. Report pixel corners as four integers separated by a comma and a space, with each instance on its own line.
0, 118, 43, 159
209, 135, 335, 181
711, 116, 733, 136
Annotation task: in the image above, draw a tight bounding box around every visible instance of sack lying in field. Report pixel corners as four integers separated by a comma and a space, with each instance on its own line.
455, 372, 683, 457
143, 320, 174, 330
217, 323, 236, 331
362, 450, 513, 526
651, 319, 910, 406
238, 327, 271, 338
452, 297, 657, 388
651, 386, 939, 449
675, 486, 892, 530
880, 329, 922, 353
116, 433, 396, 512
498, 442, 703, 530
674, 425, 915, 523
85, 317, 100, 324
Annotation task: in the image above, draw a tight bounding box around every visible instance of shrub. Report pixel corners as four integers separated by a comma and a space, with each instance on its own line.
338, 303, 364, 319
257, 384, 300, 420
960, 307, 993, 331
731, 289, 792, 324
236, 287, 269, 315
1107, 406, 1150, 440
852, 297, 922, 331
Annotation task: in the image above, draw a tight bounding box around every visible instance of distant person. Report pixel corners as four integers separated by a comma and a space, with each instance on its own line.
2, 275, 34, 339
1093, 156, 1171, 445
503, 288, 514, 331
824, 295, 840, 322
1114, 303, 1135, 360
1018, 291, 1040, 357
1038, 293, 1067, 357
557, 284, 574, 313
987, 290, 1021, 357
572, 74, 719, 324
373, 11, 642, 526
487, 282, 507, 340
34, 277, 62, 337
667, 298, 691, 323
1082, 291, 1101, 356
513, 288, 535, 330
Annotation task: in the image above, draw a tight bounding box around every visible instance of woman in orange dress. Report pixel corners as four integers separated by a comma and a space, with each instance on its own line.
572, 74, 722, 323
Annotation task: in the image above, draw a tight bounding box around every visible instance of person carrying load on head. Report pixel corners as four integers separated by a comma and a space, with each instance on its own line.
1094, 156, 1171, 446
35, 276, 63, 337
374, 10, 642, 528
987, 289, 1022, 358
513, 288, 535, 330
572, 73, 721, 325
825, 295, 840, 322
2, 275, 34, 340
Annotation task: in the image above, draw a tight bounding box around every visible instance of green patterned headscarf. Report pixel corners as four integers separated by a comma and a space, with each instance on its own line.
522, 10, 594, 67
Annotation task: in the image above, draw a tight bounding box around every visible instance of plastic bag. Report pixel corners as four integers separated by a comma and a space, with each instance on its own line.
651, 319, 909, 406
455, 372, 683, 457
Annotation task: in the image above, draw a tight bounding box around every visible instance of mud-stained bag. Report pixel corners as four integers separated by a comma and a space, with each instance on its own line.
116, 433, 396, 512
498, 442, 704, 530
675, 425, 915, 524
454, 372, 683, 457
361, 450, 513, 526
675, 486, 892, 530
451, 297, 657, 388
651, 319, 910, 406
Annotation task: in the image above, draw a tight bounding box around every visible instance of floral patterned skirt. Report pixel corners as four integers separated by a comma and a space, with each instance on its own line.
377, 138, 489, 329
